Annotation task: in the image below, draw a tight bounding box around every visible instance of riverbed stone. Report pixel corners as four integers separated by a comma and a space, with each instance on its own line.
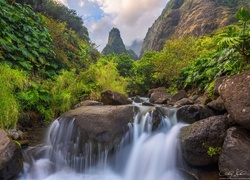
176, 105, 214, 124
74, 100, 102, 108
171, 90, 188, 102
174, 98, 194, 107
60, 105, 135, 155
101, 90, 132, 105
219, 71, 250, 130
213, 76, 226, 99
219, 126, 250, 179
207, 96, 226, 115
180, 115, 229, 167
0, 129, 23, 180
149, 92, 172, 104
147, 86, 166, 97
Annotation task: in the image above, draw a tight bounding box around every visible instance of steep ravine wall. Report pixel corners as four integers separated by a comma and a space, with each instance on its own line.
140, 0, 249, 57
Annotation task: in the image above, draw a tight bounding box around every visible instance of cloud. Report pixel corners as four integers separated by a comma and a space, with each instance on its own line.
86, 15, 115, 48
87, 0, 167, 51
53, 0, 168, 52
54, 0, 69, 7
79, 1, 85, 7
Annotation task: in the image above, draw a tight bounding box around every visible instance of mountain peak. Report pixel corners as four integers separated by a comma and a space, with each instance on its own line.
101, 28, 127, 55
101, 28, 138, 60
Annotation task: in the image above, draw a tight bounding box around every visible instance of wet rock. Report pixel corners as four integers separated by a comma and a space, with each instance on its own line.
219, 71, 250, 130
133, 95, 143, 103
171, 90, 188, 102
207, 96, 226, 115
142, 102, 155, 106
176, 105, 214, 124
0, 129, 23, 179
219, 126, 250, 179
189, 95, 200, 102
194, 96, 202, 104
150, 92, 172, 104
60, 105, 135, 154
8, 129, 26, 140
174, 98, 194, 107
101, 90, 132, 105
180, 115, 229, 167
74, 100, 102, 108
201, 91, 212, 105
213, 76, 226, 99
147, 87, 166, 97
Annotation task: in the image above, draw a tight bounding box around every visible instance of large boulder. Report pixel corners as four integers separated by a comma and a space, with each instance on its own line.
101, 90, 132, 105
171, 90, 188, 103
0, 129, 23, 180
213, 76, 226, 99
219, 127, 250, 179
148, 87, 172, 104
180, 115, 229, 167
74, 100, 102, 108
219, 71, 250, 129
59, 105, 134, 153
147, 87, 166, 97
150, 92, 172, 104
207, 96, 226, 115
176, 105, 214, 124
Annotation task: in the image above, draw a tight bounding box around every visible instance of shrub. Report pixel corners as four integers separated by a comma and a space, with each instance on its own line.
0, 64, 27, 129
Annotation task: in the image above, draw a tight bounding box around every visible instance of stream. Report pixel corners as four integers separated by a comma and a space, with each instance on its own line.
18, 105, 193, 180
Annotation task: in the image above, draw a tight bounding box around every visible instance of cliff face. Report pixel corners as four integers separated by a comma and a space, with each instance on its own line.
140, 0, 250, 57
102, 28, 138, 59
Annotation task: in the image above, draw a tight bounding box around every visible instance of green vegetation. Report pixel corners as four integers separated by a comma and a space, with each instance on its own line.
178, 7, 250, 91
0, 0, 249, 130
207, 147, 222, 157
0, 64, 27, 129
0, 1, 55, 75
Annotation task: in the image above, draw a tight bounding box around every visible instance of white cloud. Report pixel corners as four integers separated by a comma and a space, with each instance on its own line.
87, 0, 167, 51
79, 1, 85, 7
59, 0, 168, 52
86, 16, 114, 49
54, 0, 69, 7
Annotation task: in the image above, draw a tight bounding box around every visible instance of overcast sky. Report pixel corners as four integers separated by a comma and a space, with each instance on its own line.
54, 0, 168, 52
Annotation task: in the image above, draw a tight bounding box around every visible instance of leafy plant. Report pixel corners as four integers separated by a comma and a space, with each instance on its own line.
0, 64, 27, 129
80, 58, 128, 99
207, 147, 222, 157
40, 0, 89, 42
217, 8, 250, 64
178, 49, 242, 91
0, 0, 56, 75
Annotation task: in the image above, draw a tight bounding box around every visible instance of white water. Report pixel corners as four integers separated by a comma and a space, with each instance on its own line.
19, 106, 187, 180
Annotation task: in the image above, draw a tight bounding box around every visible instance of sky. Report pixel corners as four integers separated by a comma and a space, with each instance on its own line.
54, 0, 168, 53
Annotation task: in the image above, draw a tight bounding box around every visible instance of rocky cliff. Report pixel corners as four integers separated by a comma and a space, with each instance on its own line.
140, 0, 250, 57
102, 28, 138, 60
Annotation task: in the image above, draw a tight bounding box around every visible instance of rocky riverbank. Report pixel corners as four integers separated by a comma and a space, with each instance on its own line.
1, 70, 250, 179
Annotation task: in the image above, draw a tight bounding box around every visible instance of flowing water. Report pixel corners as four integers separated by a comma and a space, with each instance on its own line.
19, 105, 188, 180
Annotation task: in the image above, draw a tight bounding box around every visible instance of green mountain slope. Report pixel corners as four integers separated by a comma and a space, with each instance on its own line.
140, 0, 250, 56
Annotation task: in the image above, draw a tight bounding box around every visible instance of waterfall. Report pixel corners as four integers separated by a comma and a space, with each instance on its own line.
19, 106, 188, 180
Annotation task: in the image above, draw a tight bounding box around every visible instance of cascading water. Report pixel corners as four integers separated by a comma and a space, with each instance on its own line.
19, 105, 188, 180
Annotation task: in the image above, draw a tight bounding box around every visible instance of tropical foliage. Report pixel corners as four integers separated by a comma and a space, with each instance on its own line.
0, 1, 55, 76
217, 7, 250, 64
0, 64, 27, 129
0, 0, 250, 130
178, 7, 250, 91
